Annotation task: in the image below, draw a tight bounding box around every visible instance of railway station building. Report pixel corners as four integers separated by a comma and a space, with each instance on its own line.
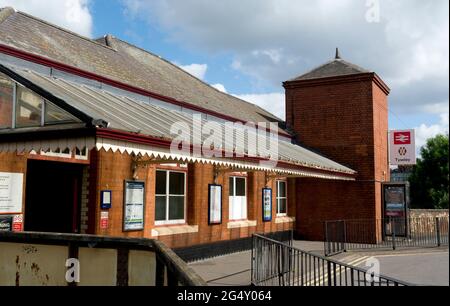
0, 7, 390, 249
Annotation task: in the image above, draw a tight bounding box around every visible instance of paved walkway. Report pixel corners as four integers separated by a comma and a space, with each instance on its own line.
189, 241, 449, 286
189, 241, 330, 286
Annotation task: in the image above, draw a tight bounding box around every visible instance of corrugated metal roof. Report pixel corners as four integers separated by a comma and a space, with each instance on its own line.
8, 66, 356, 176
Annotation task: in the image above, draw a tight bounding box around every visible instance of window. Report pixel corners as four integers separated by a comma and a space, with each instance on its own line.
155, 170, 186, 225
45, 101, 79, 125
15, 85, 43, 128
0, 74, 81, 129
229, 176, 247, 220
0, 73, 13, 129
276, 181, 287, 216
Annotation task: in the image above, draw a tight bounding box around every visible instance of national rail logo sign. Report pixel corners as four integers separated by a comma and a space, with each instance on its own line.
393, 131, 412, 145
389, 130, 416, 166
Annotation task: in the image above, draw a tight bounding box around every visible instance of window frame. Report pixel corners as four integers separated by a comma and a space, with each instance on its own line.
229, 175, 248, 221
0, 74, 80, 129
0, 73, 15, 130
155, 169, 187, 226
276, 180, 288, 216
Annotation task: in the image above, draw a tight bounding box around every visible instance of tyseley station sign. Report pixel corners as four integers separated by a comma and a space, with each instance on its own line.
389, 130, 416, 166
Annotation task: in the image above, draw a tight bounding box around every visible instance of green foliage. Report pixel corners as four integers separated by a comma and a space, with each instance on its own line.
409, 134, 449, 209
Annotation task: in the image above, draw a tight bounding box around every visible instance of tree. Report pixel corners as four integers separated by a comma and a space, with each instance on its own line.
409, 134, 449, 209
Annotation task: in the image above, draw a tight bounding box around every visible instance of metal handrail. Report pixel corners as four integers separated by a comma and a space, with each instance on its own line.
0, 231, 206, 286
252, 233, 412, 286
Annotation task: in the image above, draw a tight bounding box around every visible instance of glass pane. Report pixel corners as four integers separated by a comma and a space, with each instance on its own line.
278, 181, 287, 198
155, 196, 167, 221
278, 199, 287, 214
0, 73, 13, 129
169, 172, 185, 195
45, 102, 79, 125
155, 171, 167, 195
169, 196, 185, 220
229, 177, 234, 196
15, 86, 42, 128
235, 178, 246, 197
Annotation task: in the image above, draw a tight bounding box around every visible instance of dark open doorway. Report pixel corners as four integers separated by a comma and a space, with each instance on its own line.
25, 160, 84, 234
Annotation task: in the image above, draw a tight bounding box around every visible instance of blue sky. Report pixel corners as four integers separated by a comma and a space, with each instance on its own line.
1, 0, 448, 151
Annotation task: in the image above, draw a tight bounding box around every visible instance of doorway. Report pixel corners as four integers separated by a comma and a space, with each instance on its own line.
25, 160, 84, 233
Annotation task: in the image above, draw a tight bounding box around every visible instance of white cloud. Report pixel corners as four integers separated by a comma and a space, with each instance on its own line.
415, 113, 449, 152
122, 0, 449, 118
212, 83, 227, 93
234, 93, 285, 120
0, 0, 93, 37
179, 63, 208, 80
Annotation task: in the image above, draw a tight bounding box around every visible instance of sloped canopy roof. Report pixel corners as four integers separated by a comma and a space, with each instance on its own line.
0, 64, 356, 177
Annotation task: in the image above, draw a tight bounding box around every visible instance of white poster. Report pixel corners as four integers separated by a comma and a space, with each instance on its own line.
124, 181, 145, 231
0, 172, 24, 214
209, 185, 222, 224
389, 130, 416, 166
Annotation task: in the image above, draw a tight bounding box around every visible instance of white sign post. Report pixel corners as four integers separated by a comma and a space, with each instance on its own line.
0, 172, 24, 214
389, 130, 416, 166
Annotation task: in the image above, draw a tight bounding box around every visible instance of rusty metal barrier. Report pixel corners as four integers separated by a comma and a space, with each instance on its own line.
0, 232, 206, 286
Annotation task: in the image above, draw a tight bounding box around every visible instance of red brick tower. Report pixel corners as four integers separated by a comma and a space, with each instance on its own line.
284, 49, 390, 240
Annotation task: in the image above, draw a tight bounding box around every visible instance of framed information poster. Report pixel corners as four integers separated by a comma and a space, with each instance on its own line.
0, 172, 24, 215
262, 188, 272, 222
208, 184, 222, 225
123, 181, 145, 231
382, 183, 409, 238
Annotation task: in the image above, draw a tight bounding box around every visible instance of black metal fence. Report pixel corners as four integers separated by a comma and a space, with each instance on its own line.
251, 234, 411, 286
325, 217, 449, 256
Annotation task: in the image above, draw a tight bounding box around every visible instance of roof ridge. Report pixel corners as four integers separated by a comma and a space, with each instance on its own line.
287, 59, 336, 82
288, 57, 372, 82
110, 36, 282, 121
14, 10, 117, 52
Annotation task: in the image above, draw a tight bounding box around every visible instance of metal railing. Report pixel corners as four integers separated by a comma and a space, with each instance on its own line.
251, 234, 411, 286
0, 232, 206, 286
325, 217, 449, 256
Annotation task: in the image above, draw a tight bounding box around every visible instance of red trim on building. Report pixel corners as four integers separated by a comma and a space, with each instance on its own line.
0, 44, 292, 138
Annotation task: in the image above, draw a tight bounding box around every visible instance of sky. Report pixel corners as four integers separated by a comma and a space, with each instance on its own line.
0, 0, 448, 152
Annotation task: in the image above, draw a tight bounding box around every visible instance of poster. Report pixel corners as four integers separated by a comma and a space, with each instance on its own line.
208, 185, 222, 225
101, 190, 112, 209
12, 215, 23, 232
123, 181, 145, 231
0, 172, 24, 214
384, 185, 407, 218
100, 211, 109, 229
262, 188, 272, 222
383, 183, 409, 237
389, 130, 416, 165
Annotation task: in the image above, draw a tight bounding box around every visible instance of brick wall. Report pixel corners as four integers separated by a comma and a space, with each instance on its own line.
410, 209, 449, 219
285, 74, 390, 241
89, 149, 294, 248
